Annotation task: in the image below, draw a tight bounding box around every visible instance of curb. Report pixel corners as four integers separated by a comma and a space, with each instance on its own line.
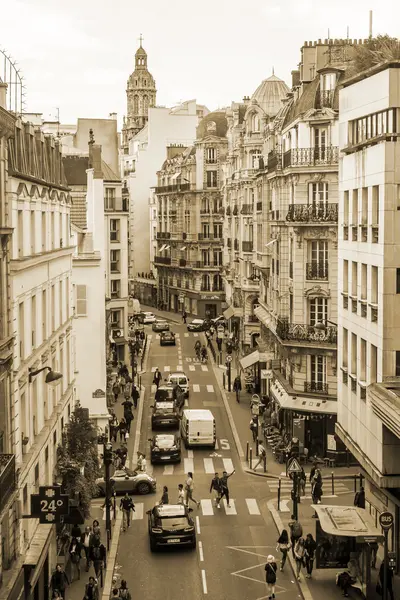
266, 499, 313, 600
243, 467, 281, 480
102, 510, 123, 599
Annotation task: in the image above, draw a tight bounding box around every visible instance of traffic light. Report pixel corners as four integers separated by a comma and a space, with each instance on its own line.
104, 443, 113, 466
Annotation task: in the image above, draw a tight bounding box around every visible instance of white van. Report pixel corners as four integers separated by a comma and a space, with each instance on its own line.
180, 409, 216, 448
168, 371, 190, 398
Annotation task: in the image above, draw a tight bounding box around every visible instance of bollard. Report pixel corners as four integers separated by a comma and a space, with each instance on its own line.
223, 373, 226, 389
246, 441, 249, 463
277, 478, 281, 511
249, 447, 253, 470
256, 438, 259, 458
354, 474, 357, 493
331, 472, 335, 496
359, 472, 363, 490
263, 455, 267, 473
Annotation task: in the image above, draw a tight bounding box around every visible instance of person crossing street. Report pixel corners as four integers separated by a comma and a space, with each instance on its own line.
153, 368, 162, 389
120, 492, 135, 531
185, 472, 200, 508
219, 469, 235, 508
209, 472, 222, 508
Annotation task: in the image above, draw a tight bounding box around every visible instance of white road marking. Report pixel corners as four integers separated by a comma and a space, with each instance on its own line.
245, 499, 260, 515
184, 399, 189, 407
223, 458, 234, 473
184, 458, 194, 473
132, 503, 144, 520
222, 499, 237, 515
201, 570, 208, 594
164, 366, 170, 372
203, 458, 215, 474
201, 499, 214, 516
196, 515, 201, 534
201, 365, 208, 372
184, 333, 189, 337
279, 499, 291, 513
193, 384, 200, 392
193, 333, 199, 337
186, 357, 192, 362
177, 365, 183, 371
189, 365, 195, 371
199, 541, 204, 561
163, 465, 174, 475
188, 450, 194, 458
215, 439, 219, 450
220, 439, 230, 450
206, 384, 214, 392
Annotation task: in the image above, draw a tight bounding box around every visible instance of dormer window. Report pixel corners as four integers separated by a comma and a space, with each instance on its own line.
320, 72, 337, 92
252, 114, 260, 133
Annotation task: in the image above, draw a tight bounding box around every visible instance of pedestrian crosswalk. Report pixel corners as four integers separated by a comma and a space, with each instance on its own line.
151, 365, 209, 373
128, 498, 262, 518
148, 454, 233, 478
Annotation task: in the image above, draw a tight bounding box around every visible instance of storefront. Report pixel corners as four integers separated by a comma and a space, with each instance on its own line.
223, 305, 242, 339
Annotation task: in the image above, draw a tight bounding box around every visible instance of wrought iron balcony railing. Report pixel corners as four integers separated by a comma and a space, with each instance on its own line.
306, 262, 329, 280
156, 232, 171, 240
241, 204, 253, 215
154, 256, 171, 265
248, 314, 259, 323
304, 381, 329, 394
283, 146, 339, 168
286, 203, 338, 223
0, 454, 16, 513
316, 90, 334, 109
276, 319, 337, 345
155, 183, 190, 193
242, 241, 254, 252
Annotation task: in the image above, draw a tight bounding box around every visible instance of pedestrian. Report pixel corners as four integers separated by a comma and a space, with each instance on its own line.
119, 374, 126, 395
216, 337, 222, 352
80, 527, 94, 571
84, 576, 99, 600
370, 541, 379, 569
122, 398, 134, 433
294, 537, 306, 581
185, 472, 200, 508
182, 310, 187, 324
140, 330, 145, 341
299, 467, 306, 496
131, 384, 139, 409
110, 588, 119, 599
118, 580, 132, 600
119, 418, 128, 442
276, 529, 291, 571
120, 492, 135, 531
253, 441, 267, 472
378, 561, 394, 600
68, 537, 82, 581
160, 485, 169, 505
52, 591, 63, 600
71, 523, 82, 539
209, 472, 222, 508
124, 377, 132, 400
233, 375, 242, 403
89, 538, 106, 580
354, 486, 365, 508
304, 533, 317, 578
115, 444, 128, 468
153, 368, 162, 389
309, 460, 319, 482
177, 483, 185, 504
220, 469, 235, 508
288, 515, 303, 558
92, 519, 101, 537
112, 379, 121, 403
264, 554, 278, 600
311, 471, 323, 506
250, 416, 258, 443
109, 415, 119, 443
50, 564, 69, 600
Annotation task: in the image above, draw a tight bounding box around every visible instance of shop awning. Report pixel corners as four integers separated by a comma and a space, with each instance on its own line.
240, 350, 260, 370
254, 305, 272, 328
278, 395, 337, 414
223, 306, 235, 320
24, 524, 54, 589
311, 505, 384, 542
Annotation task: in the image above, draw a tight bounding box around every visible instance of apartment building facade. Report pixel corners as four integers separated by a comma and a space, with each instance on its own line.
154, 112, 227, 317
337, 61, 400, 550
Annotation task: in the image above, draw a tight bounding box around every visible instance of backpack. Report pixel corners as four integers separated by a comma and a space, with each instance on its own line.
291, 521, 303, 538
259, 446, 266, 457
119, 589, 130, 600
92, 546, 101, 560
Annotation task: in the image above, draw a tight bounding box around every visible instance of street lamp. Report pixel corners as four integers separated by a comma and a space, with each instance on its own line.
28, 366, 63, 386
314, 319, 337, 331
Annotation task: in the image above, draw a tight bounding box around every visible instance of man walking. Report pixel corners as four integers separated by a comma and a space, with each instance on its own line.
80, 526, 93, 571
50, 564, 69, 599
253, 441, 267, 472
233, 375, 242, 403
122, 398, 134, 433
131, 384, 140, 409
288, 515, 303, 559
354, 486, 366, 508
220, 469, 235, 508
250, 416, 259, 443
153, 368, 162, 389
120, 492, 135, 531
209, 472, 222, 508
182, 310, 187, 324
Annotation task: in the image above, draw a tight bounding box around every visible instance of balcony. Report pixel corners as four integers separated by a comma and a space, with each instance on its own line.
276, 319, 337, 345
227, 238, 232, 248
316, 90, 334, 109
283, 146, 339, 168
233, 206, 238, 216
226, 207, 231, 216
286, 203, 338, 223
155, 183, 190, 193
306, 262, 329, 280
241, 204, 253, 215
169, 210, 177, 217
179, 259, 187, 267
248, 314, 259, 323
154, 256, 171, 265
0, 454, 16, 513
267, 151, 281, 171
234, 239, 239, 251
304, 381, 329, 394
198, 233, 222, 242
242, 241, 254, 252
156, 232, 171, 240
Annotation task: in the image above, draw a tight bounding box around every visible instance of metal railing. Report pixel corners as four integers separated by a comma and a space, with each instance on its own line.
155, 183, 190, 193
316, 89, 334, 108
283, 146, 339, 168
286, 203, 338, 223
241, 204, 253, 215
276, 319, 337, 344
0, 454, 16, 513
306, 262, 329, 280
242, 241, 254, 252
304, 381, 329, 394
154, 256, 171, 265
156, 232, 171, 240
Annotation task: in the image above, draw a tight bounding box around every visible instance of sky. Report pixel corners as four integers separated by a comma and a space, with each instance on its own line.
0, 0, 399, 127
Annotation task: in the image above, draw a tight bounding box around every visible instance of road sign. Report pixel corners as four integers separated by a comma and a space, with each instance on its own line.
30, 486, 69, 524
379, 511, 394, 531
226, 355, 233, 363
287, 457, 302, 475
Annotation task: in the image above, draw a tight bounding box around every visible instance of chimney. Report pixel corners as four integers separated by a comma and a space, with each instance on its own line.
88, 129, 103, 179
291, 70, 300, 88
0, 82, 7, 109
109, 112, 117, 120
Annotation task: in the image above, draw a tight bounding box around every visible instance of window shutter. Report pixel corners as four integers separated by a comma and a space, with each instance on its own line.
76, 285, 87, 316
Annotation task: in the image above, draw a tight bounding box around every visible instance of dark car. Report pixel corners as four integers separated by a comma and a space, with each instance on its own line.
151, 401, 180, 429
152, 320, 170, 332
96, 468, 156, 496
160, 331, 176, 346
155, 383, 185, 411
149, 434, 181, 464
147, 504, 196, 552
187, 319, 206, 332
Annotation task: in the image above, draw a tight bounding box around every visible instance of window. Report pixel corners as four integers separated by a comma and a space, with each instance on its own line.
251, 151, 262, 168
51, 285, 55, 332
213, 249, 222, 266
372, 185, 379, 225
51, 212, 55, 250
30, 211, 35, 255
252, 114, 260, 132
309, 182, 328, 206
110, 309, 121, 327
201, 274, 210, 291
206, 171, 218, 188
371, 344, 377, 384
206, 148, 217, 164
66, 276, 70, 319
361, 188, 368, 225
351, 333, 357, 375
310, 355, 327, 387
110, 250, 121, 273
213, 274, 223, 291
42, 212, 46, 251
19, 302, 24, 360
213, 223, 222, 238
352, 190, 358, 224
309, 297, 327, 326
34, 463, 39, 491
31, 295, 36, 350
42, 290, 47, 341
110, 219, 120, 242
396, 351, 400, 377
371, 266, 378, 303
342, 328, 348, 368
343, 260, 349, 294
111, 279, 121, 299
202, 249, 210, 266
59, 280, 63, 325
75, 285, 87, 316
105, 188, 116, 210
314, 127, 327, 152
18, 210, 23, 257
202, 223, 210, 238
310, 240, 328, 264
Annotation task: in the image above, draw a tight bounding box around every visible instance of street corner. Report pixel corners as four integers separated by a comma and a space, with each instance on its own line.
243, 466, 281, 480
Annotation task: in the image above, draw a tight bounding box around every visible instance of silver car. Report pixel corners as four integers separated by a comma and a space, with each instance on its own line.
96, 468, 156, 496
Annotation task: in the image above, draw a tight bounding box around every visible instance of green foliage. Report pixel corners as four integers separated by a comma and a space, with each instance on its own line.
55, 405, 101, 517
352, 35, 400, 74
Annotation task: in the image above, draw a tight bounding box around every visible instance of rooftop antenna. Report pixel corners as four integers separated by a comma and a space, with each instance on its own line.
272, 66, 275, 75
327, 28, 330, 40
369, 10, 373, 38
346, 26, 349, 39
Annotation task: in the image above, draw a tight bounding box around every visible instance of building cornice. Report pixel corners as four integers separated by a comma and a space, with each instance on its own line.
0, 106, 16, 139
341, 59, 400, 88
10, 246, 74, 273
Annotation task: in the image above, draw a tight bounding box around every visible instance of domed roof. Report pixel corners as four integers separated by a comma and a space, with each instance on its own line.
196, 111, 228, 140
251, 74, 290, 117
135, 45, 147, 56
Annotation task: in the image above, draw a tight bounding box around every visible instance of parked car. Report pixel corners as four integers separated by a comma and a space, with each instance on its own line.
151, 401, 180, 429
152, 320, 170, 332
96, 468, 156, 496
160, 331, 176, 346
211, 315, 226, 327
147, 504, 196, 552
187, 319, 206, 332
149, 434, 181, 464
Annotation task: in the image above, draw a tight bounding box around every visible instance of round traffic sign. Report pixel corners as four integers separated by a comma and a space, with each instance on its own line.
226, 355, 233, 363
379, 511, 394, 531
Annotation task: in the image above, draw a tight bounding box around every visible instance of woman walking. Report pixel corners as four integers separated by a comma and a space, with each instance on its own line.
304, 533, 317, 578
185, 472, 200, 508
68, 537, 82, 581
160, 486, 169, 505
264, 554, 278, 600
294, 537, 306, 581
276, 529, 291, 571
119, 418, 128, 443
112, 378, 121, 403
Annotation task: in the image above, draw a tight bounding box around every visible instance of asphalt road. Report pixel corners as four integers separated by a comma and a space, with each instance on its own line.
115, 321, 301, 600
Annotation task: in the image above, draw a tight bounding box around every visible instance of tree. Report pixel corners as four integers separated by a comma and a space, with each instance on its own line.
55, 405, 100, 517
352, 35, 400, 74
